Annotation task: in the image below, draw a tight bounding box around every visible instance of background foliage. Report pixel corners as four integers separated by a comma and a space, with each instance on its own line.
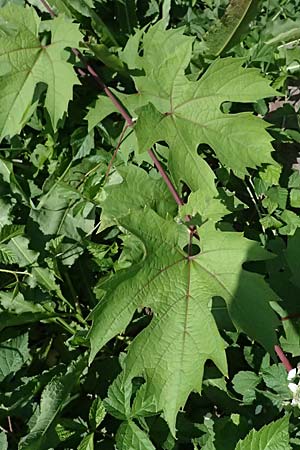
1, 0, 300, 448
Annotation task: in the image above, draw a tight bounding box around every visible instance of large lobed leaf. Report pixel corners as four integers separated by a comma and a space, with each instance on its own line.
89, 168, 279, 435
0, 4, 82, 139
88, 21, 278, 194
132, 23, 278, 183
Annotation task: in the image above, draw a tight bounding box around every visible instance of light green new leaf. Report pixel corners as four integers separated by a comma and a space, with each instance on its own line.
103, 373, 132, 421
30, 267, 64, 300
89, 397, 106, 430
86, 95, 120, 132
0, 333, 30, 382
0, 244, 16, 264
122, 23, 278, 185
116, 421, 155, 450
262, 364, 291, 398
0, 4, 82, 139
204, 0, 261, 56
19, 355, 87, 450
232, 371, 261, 404
89, 43, 125, 73
0, 224, 24, 244
279, 210, 300, 235
78, 433, 94, 450
235, 416, 290, 450
0, 432, 7, 450
71, 128, 94, 161
120, 28, 143, 70
0, 292, 51, 316
6, 236, 38, 267
0, 225, 24, 262
89, 208, 278, 434
0, 159, 29, 203
290, 188, 300, 208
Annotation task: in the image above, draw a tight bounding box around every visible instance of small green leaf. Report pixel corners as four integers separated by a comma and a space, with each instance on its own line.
290, 189, 300, 208
54, 424, 75, 443
235, 416, 290, 450
86, 96, 119, 132
262, 187, 288, 213
0, 224, 24, 244
260, 165, 281, 187
30, 144, 52, 170
0, 291, 50, 315
0, 311, 56, 332
288, 172, 300, 189
116, 421, 155, 450
30, 267, 64, 298
232, 371, 261, 404
260, 215, 282, 230
0, 432, 7, 450
89, 397, 106, 430
103, 373, 132, 420
179, 190, 230, 223
78, 432, 94, 450
6, 236, 38, 267
262, 364, 290, 398
0, 244, 16, 264
279, 315, 300, 357
279, 210, 300, 235
89, 43, 125, 73
71, 128, 95, 161
0, 333, 30, 382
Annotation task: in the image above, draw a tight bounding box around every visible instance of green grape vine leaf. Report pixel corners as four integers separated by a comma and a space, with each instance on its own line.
89, 201, 279, 434
235, 415, 290, 450
0, 4, 82, 140
132, 25, 278, 184
88, 21, 278, 194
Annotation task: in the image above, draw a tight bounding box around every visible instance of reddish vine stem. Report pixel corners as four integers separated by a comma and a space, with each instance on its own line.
274, 345, 293, 372
7, 416, 13, 433
73, 50, 184, 207
148, 149, 184, 207
39, 0, 189, 213
39, 0, 55, 16
77, 67, 86, 78
71, 48, 135, 127
281, 313, 300, 321
105, 124, 130, 180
